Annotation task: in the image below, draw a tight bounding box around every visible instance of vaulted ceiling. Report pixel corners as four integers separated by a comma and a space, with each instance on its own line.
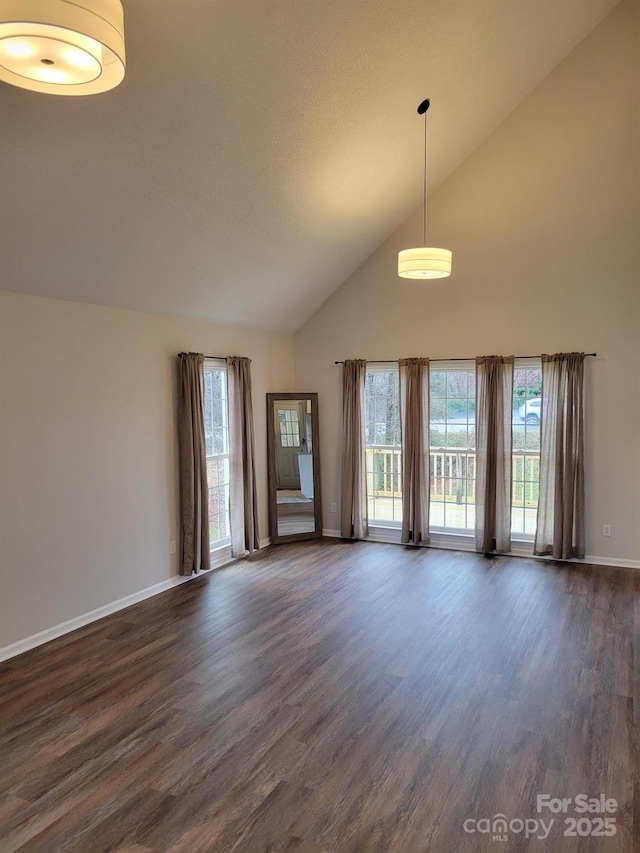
0, 0, 619, 332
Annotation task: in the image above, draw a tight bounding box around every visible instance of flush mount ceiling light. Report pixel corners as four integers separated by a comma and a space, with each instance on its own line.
398, 99, 452, 279
0, 0, 125, 95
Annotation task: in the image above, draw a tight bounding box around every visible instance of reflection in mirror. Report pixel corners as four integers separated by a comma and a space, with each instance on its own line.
274, 399, 314, 535
267, 393, 322, 543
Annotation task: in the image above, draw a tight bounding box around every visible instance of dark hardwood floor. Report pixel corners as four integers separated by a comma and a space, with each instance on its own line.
1, 540, 638, 852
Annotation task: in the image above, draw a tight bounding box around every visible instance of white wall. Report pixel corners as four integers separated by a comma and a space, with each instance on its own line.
0, 291, 294, 648
294, 0, 640, 565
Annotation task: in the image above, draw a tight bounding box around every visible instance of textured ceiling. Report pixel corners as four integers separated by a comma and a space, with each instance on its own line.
0, 0, 619, 332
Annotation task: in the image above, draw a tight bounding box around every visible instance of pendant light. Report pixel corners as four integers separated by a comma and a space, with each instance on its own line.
398, 99, 452, 279
0, 1, 125, 95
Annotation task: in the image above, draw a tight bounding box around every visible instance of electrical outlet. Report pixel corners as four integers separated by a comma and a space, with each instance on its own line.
170, 540, 177, 554
330, 502, 337, 513
602, 524, 611, 537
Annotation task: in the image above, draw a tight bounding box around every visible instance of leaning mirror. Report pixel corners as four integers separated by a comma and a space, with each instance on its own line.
267, 393, 322, 543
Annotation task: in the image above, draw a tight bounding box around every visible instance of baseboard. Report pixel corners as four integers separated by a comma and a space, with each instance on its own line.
0, 577, 183, 663
259, 536, 271, 549
0, 549, 239, 664
368, 528, 403, 545
583, 555, 640, 570
320, 527, 638, 570
322, 528, 341, 538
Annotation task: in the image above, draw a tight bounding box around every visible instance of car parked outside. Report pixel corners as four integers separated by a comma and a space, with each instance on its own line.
518, 398, 541, 424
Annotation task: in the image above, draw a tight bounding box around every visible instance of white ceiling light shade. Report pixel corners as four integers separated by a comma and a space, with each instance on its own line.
398, 246, 452, 279
398, 99, 452, 279
0, 0, 125, 95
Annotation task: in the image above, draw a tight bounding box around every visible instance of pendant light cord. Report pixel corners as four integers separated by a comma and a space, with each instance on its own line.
423, 108, 428, 246
416, 98, 431, 246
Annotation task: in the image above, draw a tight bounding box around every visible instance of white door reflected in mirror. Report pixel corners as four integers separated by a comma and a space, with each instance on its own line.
267, 394, 322, 542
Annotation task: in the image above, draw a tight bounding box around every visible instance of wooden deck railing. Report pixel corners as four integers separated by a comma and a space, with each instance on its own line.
365, 446, 539, 506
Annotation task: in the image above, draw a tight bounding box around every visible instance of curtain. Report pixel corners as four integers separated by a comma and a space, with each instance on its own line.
341, 359, 368, 539
399, 358, 430, 545
534, 353, 585, 560
179, 353, 210, 574
475, 355, 514, 554
227, 356, 260, 557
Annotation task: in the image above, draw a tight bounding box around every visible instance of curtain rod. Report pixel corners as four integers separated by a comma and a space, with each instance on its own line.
334, 353, 596, 365
178, 353, 230, 360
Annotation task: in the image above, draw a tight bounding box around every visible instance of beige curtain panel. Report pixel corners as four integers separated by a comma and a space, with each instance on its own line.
475, 355, 514, 554
227, 356, 260, 557
534, 353, 585, 560
399, 358, 430, 545
179, 353, 211, 575
341, 359, 368, 539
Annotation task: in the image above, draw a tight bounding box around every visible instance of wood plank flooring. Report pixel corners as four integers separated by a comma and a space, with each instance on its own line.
1, 540, 638, 852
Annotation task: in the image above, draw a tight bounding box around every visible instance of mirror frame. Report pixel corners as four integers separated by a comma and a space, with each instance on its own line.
267, 392, 323, 544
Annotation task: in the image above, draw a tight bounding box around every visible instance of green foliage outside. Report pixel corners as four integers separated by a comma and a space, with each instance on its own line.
429, 427, 474, 448
513, 368, 542, 407
365, 368, 542, 453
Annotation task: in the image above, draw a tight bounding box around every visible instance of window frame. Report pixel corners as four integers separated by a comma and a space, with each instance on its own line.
511, 357, 542, 543
428, 360, 477, 536
203, 358, 231, 552
364, 364, 403, 528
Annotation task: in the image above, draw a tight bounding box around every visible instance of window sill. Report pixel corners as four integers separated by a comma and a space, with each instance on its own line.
367, 525, 535, 557
209, 541, 233, 570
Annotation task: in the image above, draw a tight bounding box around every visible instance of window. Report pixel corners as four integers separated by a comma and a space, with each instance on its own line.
278, 408, 301, 447
203, 360, 230, 548
429, 364, 476, 532
511, 360, 542, 537
365, 368, 402, 525
362, 359, 542, 541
